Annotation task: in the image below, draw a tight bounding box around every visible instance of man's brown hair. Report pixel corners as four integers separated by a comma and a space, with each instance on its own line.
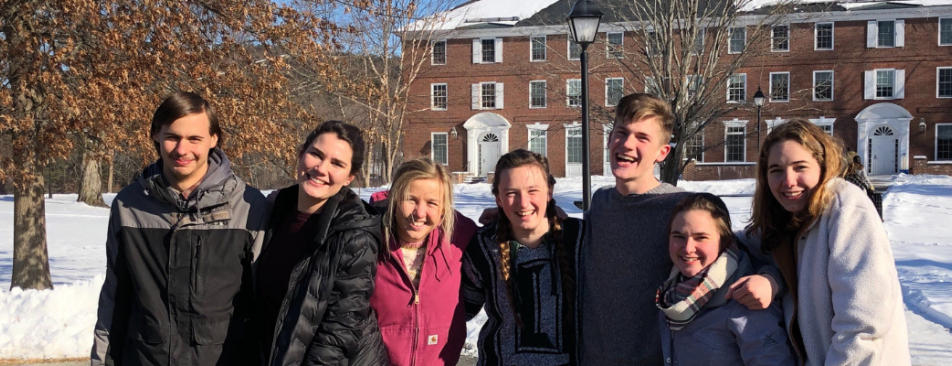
613, 93, 675, 144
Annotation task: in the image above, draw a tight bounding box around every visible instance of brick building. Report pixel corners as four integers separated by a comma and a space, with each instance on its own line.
400, 0, 952, 180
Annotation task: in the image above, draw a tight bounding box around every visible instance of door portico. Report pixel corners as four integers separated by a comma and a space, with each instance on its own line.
855, 103, 913, 175
464, 112, 511, 177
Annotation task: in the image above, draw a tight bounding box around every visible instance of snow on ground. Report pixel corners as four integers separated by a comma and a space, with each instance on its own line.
2, 176, 951, 362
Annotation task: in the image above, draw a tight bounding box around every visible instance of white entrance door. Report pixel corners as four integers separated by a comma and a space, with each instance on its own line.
869, 126, 897, 175
479, 133, 501, 176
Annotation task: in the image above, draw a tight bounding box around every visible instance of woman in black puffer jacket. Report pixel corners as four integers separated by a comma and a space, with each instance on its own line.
255, 121, 388, 366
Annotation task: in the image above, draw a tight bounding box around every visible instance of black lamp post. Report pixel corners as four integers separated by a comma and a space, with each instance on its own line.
753, 86, 766, 153
567, 0, 602, 211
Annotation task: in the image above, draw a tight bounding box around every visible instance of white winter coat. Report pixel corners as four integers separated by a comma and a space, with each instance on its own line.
744, 179, 910, 366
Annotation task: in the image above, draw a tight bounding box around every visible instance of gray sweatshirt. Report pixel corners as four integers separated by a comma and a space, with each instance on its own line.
578, 183, 691, 365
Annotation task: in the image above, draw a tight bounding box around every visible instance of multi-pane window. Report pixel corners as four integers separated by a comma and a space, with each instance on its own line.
727, 74, 746, 102
431, 83, 447, 110
432, 133, 448, 165
432, 41, 446, 65
531, 36, 546, 61
567, 79, 582, 107
481, 39, 496, 63
878, 20, 896, 47
770, 72, 790, 102
815, 23, 834, 50
685, 132, 704, 161
569, 39, 582, 60
606, 78, 624, 106
607, 32, 624, 58
819, 124, 834, 136
729, 27, 745, 54
693, 28, 705, 54
646, 31, 661, 57
941, 18, 952, 45
530, 81, 547, 108
876, 69, 895, 98
686, 75, 700, 99
772, 25, 790, 51
814, 71, 834, 101
645, 77, 660, 95
726, 126, 746, 162
938, 124, 952, 160
481, 83, 496, 109
567, 128, 582, 164
529, 128, 547, 157
938, 67, 952, 98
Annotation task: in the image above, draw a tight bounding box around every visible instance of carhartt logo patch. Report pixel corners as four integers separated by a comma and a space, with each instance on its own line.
762, 334, 778, 347
427, 335, 438, 345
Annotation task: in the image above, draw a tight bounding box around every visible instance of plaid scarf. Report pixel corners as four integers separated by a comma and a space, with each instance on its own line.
655, 244, 740, 331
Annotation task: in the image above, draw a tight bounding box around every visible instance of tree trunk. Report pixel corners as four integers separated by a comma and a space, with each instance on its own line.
107, 151, 115, 194
660, 147, 683, 186
11, 139, 53, 290
78, 147, 107, 207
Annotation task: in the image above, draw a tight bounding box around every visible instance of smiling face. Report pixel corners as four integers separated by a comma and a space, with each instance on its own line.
609, 116, 672, 195
766, 140, 822, 213
395, 178, 444, 244
669, 209, 723, 278
495, 165, 551, 242
153, 112, 219, 192
296, 132, 355, 213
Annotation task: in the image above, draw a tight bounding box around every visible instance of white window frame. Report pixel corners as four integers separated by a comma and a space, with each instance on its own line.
606, 32, 624, 58
868, 20, 904, 48
431, 132, 449, 165
877, 20, 897, 48
941, 18, 952, 46
809, 116, 836, 136
724, 119, 748, 163
937, 123, 952, 161
728, 27, 746, 54
567, 79, 581, 107
771, 25, 790, 52
813, 70, 834, 101
605, 77, 624, 107
431, 83, 447, 111
565, 123, 583, 167
568, 37, 581, 60
604, 124, 612, 166
727, 73, 746, 103
875, 69, 896, 99
431, 40, 447, 65
472, 38, 503, 64
815, 22, 834, 50
527, 123, 549, 157
938, 67, 952, 99
529, 80, 547, 109
684, 130, 704, 162
769, 72, 790, 102
530, 35, 546, 62
473, 82, 504, 110
692, 28, 705, 55
645, 76, 658, 94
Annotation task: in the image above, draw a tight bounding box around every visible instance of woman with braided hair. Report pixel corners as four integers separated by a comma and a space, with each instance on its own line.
461, 149, 584, 366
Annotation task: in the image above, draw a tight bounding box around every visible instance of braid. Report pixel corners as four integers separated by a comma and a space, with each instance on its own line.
548, 200, 575, 325
496, 210, 523, 328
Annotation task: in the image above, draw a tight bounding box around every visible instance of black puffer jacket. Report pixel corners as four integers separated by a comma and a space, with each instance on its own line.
262, 186, 388, 366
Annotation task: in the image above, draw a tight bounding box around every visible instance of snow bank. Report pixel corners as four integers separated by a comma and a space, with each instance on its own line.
0, 276, 102, 359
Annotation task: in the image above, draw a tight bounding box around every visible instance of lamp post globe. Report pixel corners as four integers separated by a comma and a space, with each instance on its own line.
753, 87, 766, 152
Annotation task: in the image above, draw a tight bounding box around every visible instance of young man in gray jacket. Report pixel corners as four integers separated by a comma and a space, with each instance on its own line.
578, 93, 780, 365
90, 92, 270, 366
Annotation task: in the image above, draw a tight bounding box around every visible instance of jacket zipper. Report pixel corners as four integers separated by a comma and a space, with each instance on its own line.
669, 330, 676, 365
194, 236, 203, 294
394, 248, 423, 366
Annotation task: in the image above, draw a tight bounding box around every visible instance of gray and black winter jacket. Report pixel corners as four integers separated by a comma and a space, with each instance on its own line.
263, 186, 388, 366
91, 149, 270, 366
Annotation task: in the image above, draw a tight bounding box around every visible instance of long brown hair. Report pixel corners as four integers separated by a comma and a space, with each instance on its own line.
668, 193, 735, 254
745, 119, 845, 253
490, 149, 574, 326
383, 158, 455, 250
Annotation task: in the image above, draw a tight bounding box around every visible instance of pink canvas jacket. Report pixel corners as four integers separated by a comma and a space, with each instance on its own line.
369, 190, 479, 366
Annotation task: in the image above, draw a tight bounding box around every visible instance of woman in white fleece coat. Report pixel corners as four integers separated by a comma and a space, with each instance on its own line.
744, 119, 910, 366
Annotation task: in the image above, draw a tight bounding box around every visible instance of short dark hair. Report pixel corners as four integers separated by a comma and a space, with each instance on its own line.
150, 92, 223, 155
298, 121, 366, 176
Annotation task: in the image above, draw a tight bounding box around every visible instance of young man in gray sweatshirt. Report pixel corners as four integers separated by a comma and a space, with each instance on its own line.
577, 93, 778, 365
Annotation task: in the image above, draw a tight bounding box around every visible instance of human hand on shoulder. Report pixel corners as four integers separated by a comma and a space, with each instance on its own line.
725, 274, 779, 310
